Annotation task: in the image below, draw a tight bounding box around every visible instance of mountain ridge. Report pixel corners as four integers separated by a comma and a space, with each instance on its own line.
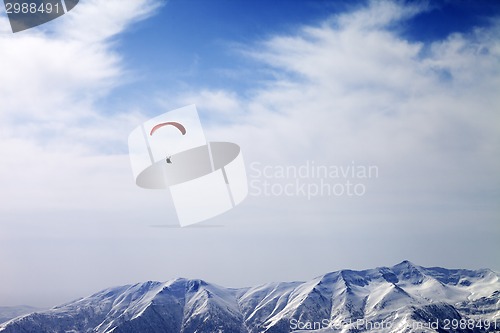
1, 261, 498, 333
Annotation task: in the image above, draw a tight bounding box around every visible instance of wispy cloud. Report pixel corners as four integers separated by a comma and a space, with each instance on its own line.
0, 0, 161, 214
57, 0, 162, 43
0, 0, 161, 137
182, 0, 500, 197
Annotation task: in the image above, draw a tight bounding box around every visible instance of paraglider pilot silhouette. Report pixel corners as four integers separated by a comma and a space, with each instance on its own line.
149, 122, 187, 164
128, 105, 248, 227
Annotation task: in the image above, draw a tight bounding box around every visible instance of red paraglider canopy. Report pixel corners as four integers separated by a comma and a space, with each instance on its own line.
150, 122, 187, 136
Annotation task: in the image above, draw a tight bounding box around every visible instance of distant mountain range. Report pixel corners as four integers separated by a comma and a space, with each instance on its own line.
1, 261, 498, 332
0, 306, 40, 326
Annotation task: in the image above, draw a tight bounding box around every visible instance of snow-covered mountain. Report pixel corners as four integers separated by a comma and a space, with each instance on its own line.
1, 261, 498, 333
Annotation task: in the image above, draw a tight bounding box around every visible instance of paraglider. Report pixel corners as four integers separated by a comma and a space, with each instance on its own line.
150, 122, 187, 136
150, 121, 186, 164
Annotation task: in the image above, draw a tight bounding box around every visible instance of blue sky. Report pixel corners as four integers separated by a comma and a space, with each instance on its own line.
99, 0, 499, 113
99, 0, 349, 113
0, 0, 499, 308
111, 0, 500, 99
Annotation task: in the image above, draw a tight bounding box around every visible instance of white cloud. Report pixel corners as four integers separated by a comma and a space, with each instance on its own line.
0, 0, 160, 129
189, 1, 500, 196
336, 0, 424, 30
175, 89, 243, 121
58, 0, 163, 43
0, 1, 161, 214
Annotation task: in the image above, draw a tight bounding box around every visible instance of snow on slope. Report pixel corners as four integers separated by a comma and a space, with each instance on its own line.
0, 261, 498, 333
